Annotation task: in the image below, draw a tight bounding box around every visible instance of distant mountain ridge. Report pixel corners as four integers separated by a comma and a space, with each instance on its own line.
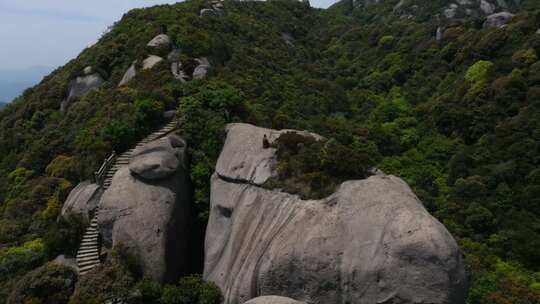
330, 0, 538, 20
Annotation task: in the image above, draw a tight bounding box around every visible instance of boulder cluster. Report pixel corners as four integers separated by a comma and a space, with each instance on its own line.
119, 34, 211, 87
62, 122, 468, 302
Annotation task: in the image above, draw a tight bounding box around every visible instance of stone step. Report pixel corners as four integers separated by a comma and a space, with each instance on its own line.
78, 248, 98, 255
81, 237, 98, 243
76, 251, 99, 259
79, 264, 98, 274
77, 257, 100, 267
80, 241, 98, 247
77, 255, 99, 266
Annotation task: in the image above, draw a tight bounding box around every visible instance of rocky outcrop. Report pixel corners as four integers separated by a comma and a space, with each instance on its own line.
192, 57, 211, 80
98, 135, 190, 283
204, 123, 467, 304
61, 181, 102, 222
129, 135, 186, 180
119, 62, 137, 86
483, 11, 515, 28
215, 123, 321, 185
142, 55, 164, 70
62, 67, 104, 111
244, 296, 306, 304
147, 34, 171, 49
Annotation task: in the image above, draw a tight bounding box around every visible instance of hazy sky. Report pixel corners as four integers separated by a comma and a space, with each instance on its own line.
0, 0, 338, 70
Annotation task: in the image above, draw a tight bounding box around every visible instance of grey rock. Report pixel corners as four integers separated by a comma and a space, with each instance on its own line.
480, 0, 496, 15
536, 28, 540, 34
200, 8, 216, 17
436, 26, 443, 41
119, 62, 137, 86
83, 66, 93, 75
61, 181, 102, 222
142, 55, 164, 70
484, 12, 515, 28
243, 296, 306, 304
204, 124, 467, 304
281, 33, 294, 47
99, 135, 190, 283
147, 34, 171, 49
62, 73, 104, 111
129, 136, 186, 180
192, 57, 211, 80
215, 123, 321, 185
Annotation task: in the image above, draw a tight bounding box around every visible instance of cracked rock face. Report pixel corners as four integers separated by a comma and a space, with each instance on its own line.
204, 123, 468, 304
99, 135, 190, 283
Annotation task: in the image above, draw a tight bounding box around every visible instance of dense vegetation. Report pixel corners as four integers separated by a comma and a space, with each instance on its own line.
0, 0, 540, 302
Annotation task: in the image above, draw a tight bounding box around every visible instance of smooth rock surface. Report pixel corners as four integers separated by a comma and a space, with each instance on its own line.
243, 296, 306, 304
215, 123, 321, 185
129, 135, 186, 180
99, 135, 190, 283
61, 181, 102, 222
67, 73, 104, 100
142, 55, 164, 70
119, 63, 137, 86
205, 124, 467, 304
480, 0, 496, 15
62, 73, 104, 111
147, 34, 171, 49
192, 57, 211, 80
484, 12, 514, 28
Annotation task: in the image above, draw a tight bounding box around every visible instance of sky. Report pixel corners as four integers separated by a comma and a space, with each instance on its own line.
0, 0, 338, 71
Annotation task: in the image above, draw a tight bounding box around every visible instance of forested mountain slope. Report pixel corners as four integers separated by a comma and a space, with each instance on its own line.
0, 0, 539, 303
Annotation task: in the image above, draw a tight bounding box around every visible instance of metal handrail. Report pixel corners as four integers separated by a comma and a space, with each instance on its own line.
94, 150, 117, 187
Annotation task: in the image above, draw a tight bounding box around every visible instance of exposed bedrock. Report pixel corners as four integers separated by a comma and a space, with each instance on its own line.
98, 135, 190, 283
204, 123, 468, 304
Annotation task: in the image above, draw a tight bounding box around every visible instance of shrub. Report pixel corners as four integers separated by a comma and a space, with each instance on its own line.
7, 263, 77, 304
45, 155, 79, 181
465, 60, 494, 83
161, 275, 221, 304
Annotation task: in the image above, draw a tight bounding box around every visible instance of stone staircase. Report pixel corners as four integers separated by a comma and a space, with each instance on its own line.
76, 119, 178, 275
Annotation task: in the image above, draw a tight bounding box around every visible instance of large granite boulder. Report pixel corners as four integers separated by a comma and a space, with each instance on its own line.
147, 34, 171, 49
204, 123, 467, 304
215, 123, 321, 185
98, 135, 190, 283
244, 296, 306, 304
147, 34, 172, 56
61, 71, 104, 111
119, 62, 137, 86
192, 57, 211, 80
142, 55, 164, 70
484, 12, 514, 28
61, 181, 102, 222
129, 136, 186, 180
